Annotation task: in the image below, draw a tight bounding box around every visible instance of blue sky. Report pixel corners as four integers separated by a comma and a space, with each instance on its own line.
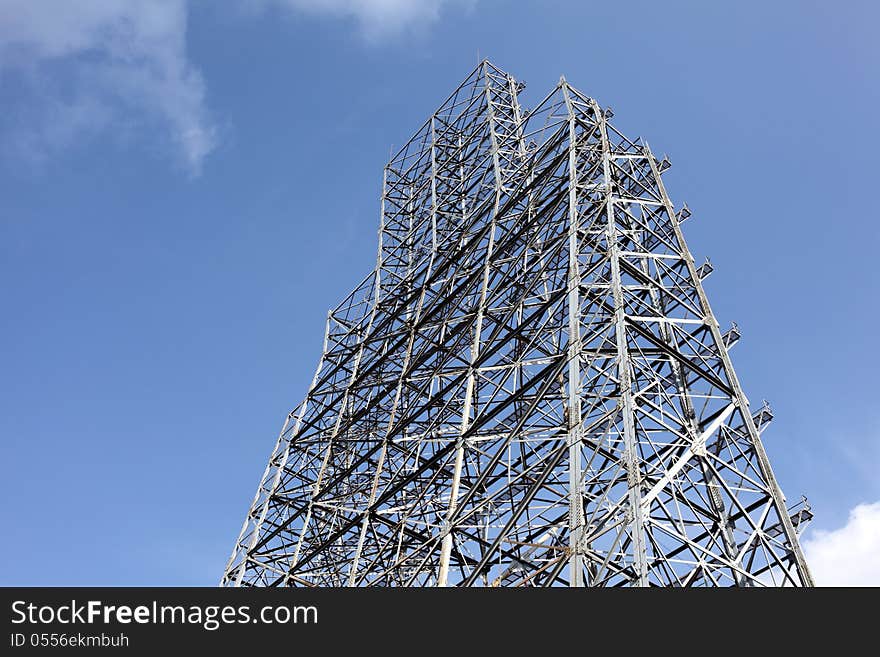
1, 0, 878, 586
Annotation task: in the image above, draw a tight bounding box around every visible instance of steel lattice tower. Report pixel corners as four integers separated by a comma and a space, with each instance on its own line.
223, 62, 814, 587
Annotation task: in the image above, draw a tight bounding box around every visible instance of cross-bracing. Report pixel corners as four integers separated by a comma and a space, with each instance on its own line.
223, 62, 814, 587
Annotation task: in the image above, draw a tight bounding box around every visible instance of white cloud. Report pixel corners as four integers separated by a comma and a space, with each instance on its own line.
254, 0, 467, 40
0, 0, 216, 174
0, 0, 470, 173
803, 501, 880, 586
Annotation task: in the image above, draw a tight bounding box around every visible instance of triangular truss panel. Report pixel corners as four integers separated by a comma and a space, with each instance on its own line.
222, 62, 814, 587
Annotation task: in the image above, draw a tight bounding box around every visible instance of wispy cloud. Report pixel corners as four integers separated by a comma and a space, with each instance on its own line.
251, 0, 470, 41
0, 0, 216, 175
0, 0, 472, 174
803, 501, 880, 586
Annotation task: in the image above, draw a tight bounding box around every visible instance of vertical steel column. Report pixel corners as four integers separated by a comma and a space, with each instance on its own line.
647, 146, 814, 586
593, 97, 649, 586
437, 62, 523, 586
561, 81, 585, 587
438, 64, 496, 587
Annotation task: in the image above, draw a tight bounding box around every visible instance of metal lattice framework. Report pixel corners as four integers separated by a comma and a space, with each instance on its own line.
223, 62, 814, 587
